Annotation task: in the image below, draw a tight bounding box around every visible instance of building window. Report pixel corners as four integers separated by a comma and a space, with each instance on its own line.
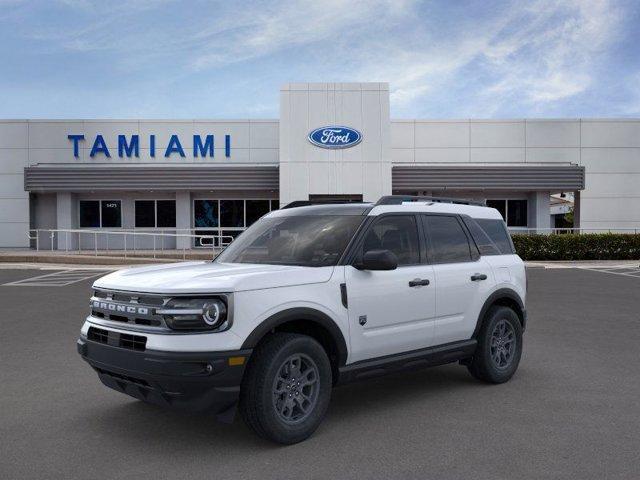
79, 201, 100, 228
487, 199, 528, 227
135, 200, 176, 228
246, 200, 270, 226
194, 200, 219, 228
220, 200, 245, 227
80, 200, 121, 228
193, 199, 278, 247
507, 200, 527, 227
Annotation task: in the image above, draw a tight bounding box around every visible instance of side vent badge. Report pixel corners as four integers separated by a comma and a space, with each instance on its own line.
359, 315, 367, 326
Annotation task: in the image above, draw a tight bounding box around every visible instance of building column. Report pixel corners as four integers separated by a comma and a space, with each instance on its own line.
527, 191, 551, 233
573, 190, 581, 230
56, 192, 78, 250
175, 191, 191, 250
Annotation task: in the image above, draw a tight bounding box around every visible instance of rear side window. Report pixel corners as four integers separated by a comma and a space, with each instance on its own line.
423, 215, 472, 264
475, 218, 514, 254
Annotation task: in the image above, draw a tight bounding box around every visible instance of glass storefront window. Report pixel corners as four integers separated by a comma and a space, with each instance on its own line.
80, 200, 121, 228
135, 200, 176, 228
157, 200, 176, 228
507, 200, 528, 227
79, 201, 100, 228
135, 201, 155, 228
194, 200, 219, 228
487, 199, 528, 227
220, 200, 244, 227
246, 200, 270, 226
101, 201, 122, 228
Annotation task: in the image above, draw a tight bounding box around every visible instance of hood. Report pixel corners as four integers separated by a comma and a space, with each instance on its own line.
93, 261, 335, 294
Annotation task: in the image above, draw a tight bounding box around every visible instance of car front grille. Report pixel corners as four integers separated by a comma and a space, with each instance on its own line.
90, 289, 169, 331
87, 326, 147, 351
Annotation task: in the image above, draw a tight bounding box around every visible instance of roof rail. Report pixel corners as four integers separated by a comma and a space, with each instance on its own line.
375, 195, 486, 207
282, 199, 365, 209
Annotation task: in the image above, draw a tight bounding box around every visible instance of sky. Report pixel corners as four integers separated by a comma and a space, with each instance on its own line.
0, 0, 639, 119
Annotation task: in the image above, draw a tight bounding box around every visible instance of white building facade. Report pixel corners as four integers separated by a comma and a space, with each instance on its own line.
1, 82, 638, 249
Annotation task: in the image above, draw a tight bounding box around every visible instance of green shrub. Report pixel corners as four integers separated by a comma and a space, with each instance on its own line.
511, 233, 640, 261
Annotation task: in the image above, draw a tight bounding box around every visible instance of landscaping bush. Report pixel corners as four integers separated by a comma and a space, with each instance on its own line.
511, 233, 640, 261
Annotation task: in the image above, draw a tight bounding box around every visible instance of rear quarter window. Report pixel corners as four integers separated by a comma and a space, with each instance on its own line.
473, 218, 515, 255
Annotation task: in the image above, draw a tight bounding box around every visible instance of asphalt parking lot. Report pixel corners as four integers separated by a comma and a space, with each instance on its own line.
1, 266, 639, 480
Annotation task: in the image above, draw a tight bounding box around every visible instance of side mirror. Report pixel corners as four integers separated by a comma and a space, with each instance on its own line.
357, 249, 398, 271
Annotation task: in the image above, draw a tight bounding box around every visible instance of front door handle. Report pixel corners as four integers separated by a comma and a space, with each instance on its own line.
409, 278, 430, 287
471, 273, 488, 281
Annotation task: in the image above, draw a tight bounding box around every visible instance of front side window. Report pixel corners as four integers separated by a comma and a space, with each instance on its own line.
360, 215, 420, 266
80, 200, 121, 228
216, 215, 364, 267
424, 215, 472, 264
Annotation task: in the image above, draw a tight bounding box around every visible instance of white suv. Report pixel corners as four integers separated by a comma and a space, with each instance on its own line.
78, 196, 527, 444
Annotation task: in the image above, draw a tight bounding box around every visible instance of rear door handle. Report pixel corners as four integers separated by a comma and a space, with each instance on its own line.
471, 273, 488, 281
409, 278, 430, 287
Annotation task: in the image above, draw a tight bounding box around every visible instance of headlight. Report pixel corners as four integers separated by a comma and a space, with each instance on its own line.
157, 297, 229, 331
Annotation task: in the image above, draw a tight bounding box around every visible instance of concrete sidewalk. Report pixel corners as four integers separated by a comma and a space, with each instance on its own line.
0, 249, 219, 265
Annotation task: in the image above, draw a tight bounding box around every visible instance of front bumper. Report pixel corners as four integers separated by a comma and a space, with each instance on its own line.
77, 336, 251, 420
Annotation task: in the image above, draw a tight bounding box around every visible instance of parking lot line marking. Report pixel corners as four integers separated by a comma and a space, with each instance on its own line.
577, 266, 640, 279
2, 268, 113, 287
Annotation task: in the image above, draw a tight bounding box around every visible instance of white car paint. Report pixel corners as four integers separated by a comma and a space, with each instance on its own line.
81, 201, 526, 362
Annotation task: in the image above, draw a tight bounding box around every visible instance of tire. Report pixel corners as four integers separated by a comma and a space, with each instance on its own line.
467, 306, 523, 384
239, 332, 332, 444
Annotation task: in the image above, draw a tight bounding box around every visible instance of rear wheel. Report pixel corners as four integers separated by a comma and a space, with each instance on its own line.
467, 306, 523, 383
239, 333, 332, 444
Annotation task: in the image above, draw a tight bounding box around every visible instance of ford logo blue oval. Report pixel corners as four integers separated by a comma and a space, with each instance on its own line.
308, 126, 362, 149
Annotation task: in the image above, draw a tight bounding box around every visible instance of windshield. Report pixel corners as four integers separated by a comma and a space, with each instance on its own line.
215, 215, 364, 267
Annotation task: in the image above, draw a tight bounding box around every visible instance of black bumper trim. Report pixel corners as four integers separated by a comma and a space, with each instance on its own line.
78, 337, 251, 417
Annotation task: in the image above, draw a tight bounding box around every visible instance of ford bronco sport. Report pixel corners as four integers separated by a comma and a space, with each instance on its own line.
78, 195, 526, 444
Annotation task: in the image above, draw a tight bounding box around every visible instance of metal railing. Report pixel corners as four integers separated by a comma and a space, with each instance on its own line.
508, 228, 640, 235
27, 228, 235, 259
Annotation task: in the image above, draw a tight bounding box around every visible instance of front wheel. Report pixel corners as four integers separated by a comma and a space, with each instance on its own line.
467, 306, 523, 383
239, 333, 332, 444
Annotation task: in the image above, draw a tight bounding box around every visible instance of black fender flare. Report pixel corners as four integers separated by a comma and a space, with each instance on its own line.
241, 307, 349, 366
472, 288, 526, 338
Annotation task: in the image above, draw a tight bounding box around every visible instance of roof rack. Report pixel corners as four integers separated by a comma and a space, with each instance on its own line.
375, 195, 486, 207
282, 199, 366, 209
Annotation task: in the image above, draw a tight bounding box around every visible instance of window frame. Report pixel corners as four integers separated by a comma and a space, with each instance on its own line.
346, 213, 424, 268
78, 199, 123, 229
133, 199, 177, 229
421, 213, 480, 265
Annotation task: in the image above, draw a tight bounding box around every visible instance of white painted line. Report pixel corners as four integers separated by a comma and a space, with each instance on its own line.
2, 268, 113, 287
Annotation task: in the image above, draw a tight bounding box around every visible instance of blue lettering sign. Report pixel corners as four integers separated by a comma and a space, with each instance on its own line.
90, 134, 111, 158
67, 134, 84, 158
118, 135, 139, 157
150, 134, 156, 157
194, 134, 214, 157
68, 133, 232, 159
164, 134, 185, 157
308, 126, 362, 149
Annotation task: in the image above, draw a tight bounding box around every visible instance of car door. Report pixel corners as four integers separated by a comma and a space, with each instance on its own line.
345, 214, 436, 363
422, 214, 494, 345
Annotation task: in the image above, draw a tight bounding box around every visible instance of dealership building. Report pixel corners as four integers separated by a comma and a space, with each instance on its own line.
0, 82, 638, 250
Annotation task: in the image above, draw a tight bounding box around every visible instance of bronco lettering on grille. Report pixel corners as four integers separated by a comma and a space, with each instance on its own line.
92, 300, 149, 315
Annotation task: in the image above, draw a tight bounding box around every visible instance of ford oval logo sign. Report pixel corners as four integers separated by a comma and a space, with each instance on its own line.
308, 126, 362, 149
